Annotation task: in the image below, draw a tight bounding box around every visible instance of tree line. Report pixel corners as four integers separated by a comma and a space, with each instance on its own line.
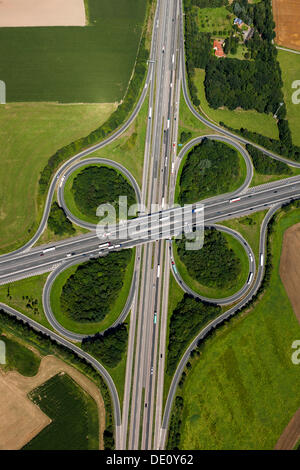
0, 308, 115, 449
166, 294, 221, 375
246, 144, 292, 175
38, 0, 153, 196
60, 250, 132, 323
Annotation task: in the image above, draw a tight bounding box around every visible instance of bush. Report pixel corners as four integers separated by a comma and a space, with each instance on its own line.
48, 202, 75, 235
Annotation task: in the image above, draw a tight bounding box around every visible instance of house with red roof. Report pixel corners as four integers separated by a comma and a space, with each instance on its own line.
213, 40, 226, 58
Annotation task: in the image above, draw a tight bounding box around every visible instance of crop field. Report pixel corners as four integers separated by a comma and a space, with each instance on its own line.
177, 207, 300, 450
24, 373, 99, 450
0, 0, 147, 102
0, 102, 115, 255
278, 50, 300, 146
273, 0, 300, 51
193, 69, 279, 140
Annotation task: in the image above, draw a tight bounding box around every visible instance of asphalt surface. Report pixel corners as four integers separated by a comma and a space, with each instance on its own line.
170, 223, 256, 305
1, 0, 300, 451
160, 204, 281, 448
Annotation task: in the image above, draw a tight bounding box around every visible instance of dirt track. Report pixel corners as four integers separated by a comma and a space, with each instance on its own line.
0, 355, 105, 450
0, 0, 86, 27
275, 408, 300, 450
279, 222, 300, 324
273, 0, 300, 51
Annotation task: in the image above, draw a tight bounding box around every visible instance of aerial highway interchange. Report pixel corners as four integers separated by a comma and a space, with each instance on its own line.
0, 0, 300, 450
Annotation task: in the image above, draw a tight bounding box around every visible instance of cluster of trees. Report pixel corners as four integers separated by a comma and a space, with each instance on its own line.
60, 250, 132, 323
205, 57, 284, 114
0, 308, 115, 449
178, 139, 239, 204
180, 131, 192, 144
176, 230, 241, 288
82, 324, 128, 369
246, 144, 292, 175
184, 0, 213, 107
48, 202, 75, 236
221, 122, 300, 162
223, 34, 239, 55
71, 166, 136, 219
38, 4, 152, 196
167, 294, 221, 375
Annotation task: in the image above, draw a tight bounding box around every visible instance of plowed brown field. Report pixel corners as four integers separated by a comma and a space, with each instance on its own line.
279, 222, 300, 324
273, 0, 300, 51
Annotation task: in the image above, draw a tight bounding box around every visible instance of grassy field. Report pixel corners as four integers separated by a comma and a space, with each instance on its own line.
24, 373, 99, 450
193, 69, 279, 139
0, 0, 147, 103
89, 92, 150, 186
172, 231, 249, 300
178, 88, 216, 143
177, 207, 300, 450
50, 249, 135, 335
0, 274, 52, 330
0, 102, 116, 255
0, 333, 41, 376
220, 210, 268, 265
277, 50, 300, 146
196, 6, 234, 36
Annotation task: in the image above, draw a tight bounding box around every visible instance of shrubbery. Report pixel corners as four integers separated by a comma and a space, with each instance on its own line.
82, 324, 128, 368
48, 202, 75, 235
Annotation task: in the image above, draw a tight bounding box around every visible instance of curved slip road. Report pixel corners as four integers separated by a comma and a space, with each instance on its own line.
170, 223, 256, 306
42, 251, 138, 342
178, 0, 300, 170
0, 302, 122, 445
160, 203, 281, 448
57, 157, 142, 230
0, 0, 161, 262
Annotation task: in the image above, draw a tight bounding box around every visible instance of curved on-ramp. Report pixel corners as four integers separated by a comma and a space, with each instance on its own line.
160, 203, 281, 448
170, 223, 256, 306
57, 158, 142, 231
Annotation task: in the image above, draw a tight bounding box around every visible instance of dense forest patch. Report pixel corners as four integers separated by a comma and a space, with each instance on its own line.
60, 249, 132, 323
178, 139, 240, 204
82, 324, 128, 368
176, 229, 242, 289
71, 165, 136, 220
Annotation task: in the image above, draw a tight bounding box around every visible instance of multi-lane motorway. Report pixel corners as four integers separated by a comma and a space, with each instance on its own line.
1, 0, 300, 451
